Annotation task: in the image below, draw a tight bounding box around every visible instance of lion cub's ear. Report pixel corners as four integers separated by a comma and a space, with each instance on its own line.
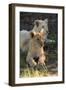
44, 18, 48, 24
30, 31, 36, 38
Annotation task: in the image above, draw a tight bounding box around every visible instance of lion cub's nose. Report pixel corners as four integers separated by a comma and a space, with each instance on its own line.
33, 57, 39, 63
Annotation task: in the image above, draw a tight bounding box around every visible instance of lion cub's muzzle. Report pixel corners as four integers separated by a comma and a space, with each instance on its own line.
39, 40, 44, 47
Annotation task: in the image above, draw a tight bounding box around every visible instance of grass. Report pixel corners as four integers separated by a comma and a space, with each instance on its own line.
20, 67, 48, 78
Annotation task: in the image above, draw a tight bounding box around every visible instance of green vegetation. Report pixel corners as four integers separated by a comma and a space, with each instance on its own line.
20, 66, 48, 78
20, 66, 48, 77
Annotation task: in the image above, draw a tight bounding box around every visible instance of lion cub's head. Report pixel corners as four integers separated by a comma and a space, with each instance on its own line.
33, 19, 48, 41
30, 30, 45, 47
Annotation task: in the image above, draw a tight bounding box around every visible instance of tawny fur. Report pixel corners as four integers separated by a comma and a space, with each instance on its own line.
26, 31, 46, 67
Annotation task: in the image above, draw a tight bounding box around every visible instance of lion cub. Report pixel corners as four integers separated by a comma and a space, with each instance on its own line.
26, 30, 46, 67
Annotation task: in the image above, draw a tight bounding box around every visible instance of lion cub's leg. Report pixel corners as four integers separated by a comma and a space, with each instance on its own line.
26, 53, 37, 67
